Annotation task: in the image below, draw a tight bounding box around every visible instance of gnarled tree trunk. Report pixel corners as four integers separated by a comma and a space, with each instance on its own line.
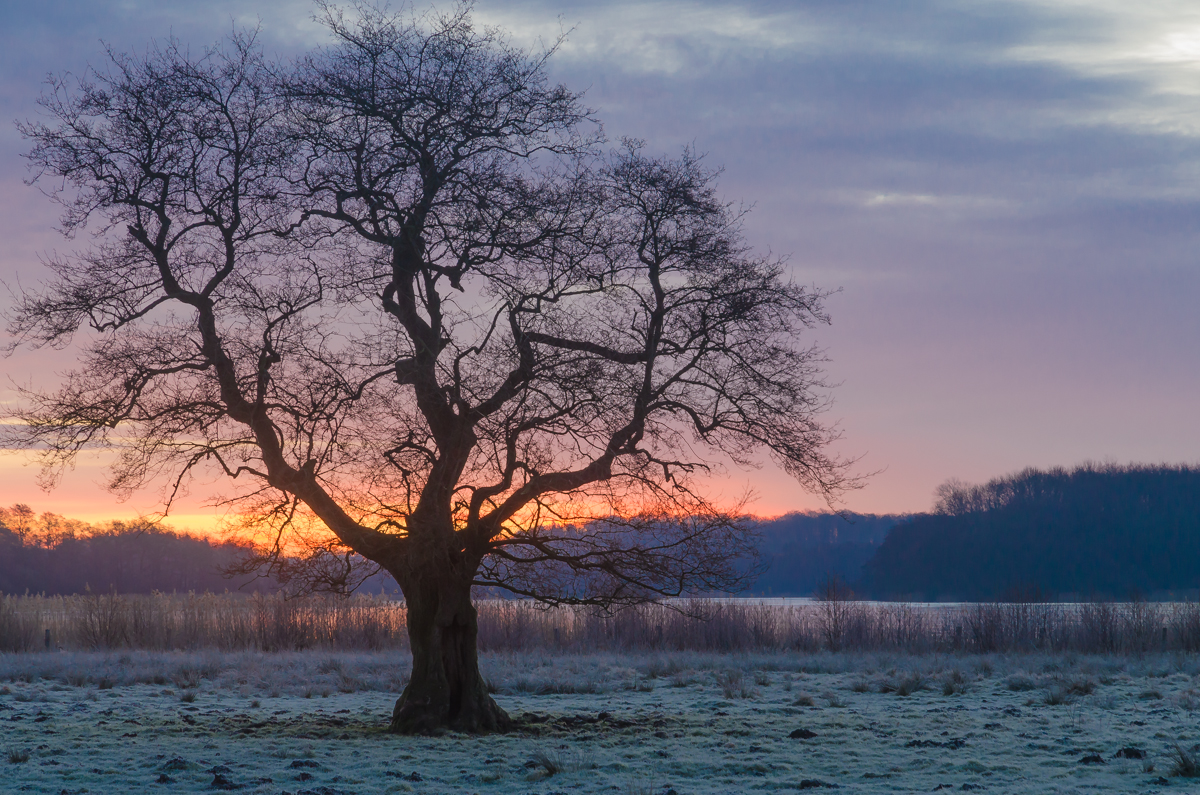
390, 573, 510, 734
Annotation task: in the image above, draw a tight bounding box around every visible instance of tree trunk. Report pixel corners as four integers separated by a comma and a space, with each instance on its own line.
390, 576, 510, 734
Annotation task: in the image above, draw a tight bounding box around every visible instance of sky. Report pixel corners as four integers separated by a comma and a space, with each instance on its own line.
1, 0, 1199, 530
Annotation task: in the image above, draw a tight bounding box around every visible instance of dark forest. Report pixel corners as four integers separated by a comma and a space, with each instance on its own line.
6, 464, 1200, 600
862, 463, 1200, 600
0, 507, 267, 595
0, 506, 901, 597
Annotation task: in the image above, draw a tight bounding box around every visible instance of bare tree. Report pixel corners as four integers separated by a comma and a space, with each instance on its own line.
9, 5, 853, 733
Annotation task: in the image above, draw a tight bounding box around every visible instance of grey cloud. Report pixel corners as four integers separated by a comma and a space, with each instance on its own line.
2, 0, 1198, 514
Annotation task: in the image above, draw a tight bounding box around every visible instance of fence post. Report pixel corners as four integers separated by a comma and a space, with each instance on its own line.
44, 628, 50, 651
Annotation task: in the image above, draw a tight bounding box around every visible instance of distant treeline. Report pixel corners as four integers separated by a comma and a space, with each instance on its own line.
9, 462, 1200, 601
861, 464, 1200, 600
0, 506, 273, 595
749, 511, 904, 596
0, 503, 905, 598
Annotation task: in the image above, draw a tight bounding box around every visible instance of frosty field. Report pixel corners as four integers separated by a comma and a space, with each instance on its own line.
2, 651, 1198, 794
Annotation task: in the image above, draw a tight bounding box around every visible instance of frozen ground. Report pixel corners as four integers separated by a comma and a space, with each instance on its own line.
0, 649, 1197, 794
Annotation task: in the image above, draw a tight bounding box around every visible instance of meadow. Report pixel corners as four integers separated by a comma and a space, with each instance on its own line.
2, 595, 1199, 794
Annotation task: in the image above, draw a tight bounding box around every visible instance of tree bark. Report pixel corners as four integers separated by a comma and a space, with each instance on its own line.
390, 575, 511, 734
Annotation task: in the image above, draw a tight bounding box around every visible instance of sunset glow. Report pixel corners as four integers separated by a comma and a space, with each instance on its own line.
3, 0, 1199, 529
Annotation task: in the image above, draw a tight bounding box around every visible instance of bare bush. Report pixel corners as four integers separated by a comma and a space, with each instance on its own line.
715, 669, 756, 699
942, 674, 967, 696
894, 672, 926, 696
1172, 602, 1200, 652
1043, 686, 1074, 705
814, 575, 860, 651
1169, 744, 1200, 778
0, 596, 36, 652
527, 748, 596, 779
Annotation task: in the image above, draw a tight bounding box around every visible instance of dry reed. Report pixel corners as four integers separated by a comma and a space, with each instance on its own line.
2, 593, 1199, 655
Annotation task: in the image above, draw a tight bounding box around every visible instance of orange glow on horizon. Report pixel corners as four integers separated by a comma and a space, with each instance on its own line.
0, 444, 837, 546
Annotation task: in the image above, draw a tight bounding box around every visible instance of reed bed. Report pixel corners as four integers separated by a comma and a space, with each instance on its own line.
3, 592, 1200, 654
478, 599, 1200, 655
0, 592, 404, 653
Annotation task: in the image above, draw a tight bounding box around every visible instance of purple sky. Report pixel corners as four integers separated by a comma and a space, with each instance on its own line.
2, 0, 1199, 527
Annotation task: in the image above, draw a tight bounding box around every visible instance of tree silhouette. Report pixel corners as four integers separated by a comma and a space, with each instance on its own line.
862, 463, 1200, 599
9, 5, 850, 732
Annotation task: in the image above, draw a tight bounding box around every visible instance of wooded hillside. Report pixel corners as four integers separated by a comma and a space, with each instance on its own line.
0, 504, 906, 597
861, 464, 1200, 600
0, 506, 270, 595
750, 512, 903, 595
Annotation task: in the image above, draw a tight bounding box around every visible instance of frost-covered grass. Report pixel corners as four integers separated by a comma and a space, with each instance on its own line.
2, 650, 1199, 794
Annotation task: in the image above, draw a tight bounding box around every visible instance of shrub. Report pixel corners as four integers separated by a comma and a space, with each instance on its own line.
1064, 676, 1096, 696
1043, 686, 1074, 706
526, 748, 595, 779
895, 673, 927, 696
1169, 744, 1200, 778
715, 670, 755, 699
0, 598, 36, 653
942, 669, 968, 695
171, 668, 201, 689
1005, 674, 1038, 692
823, 691, 847, 707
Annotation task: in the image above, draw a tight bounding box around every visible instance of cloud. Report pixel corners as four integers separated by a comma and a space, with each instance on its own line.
3, 0, 1200, 516
474, 1, 824, 75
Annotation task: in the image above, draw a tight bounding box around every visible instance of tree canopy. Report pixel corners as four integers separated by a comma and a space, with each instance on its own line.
9, 4, 850, 732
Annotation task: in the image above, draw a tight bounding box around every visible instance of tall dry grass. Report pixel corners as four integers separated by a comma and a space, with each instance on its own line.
3, 592, 1200, 654
476, 599, 1200, 655
0, 592, 405, 652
